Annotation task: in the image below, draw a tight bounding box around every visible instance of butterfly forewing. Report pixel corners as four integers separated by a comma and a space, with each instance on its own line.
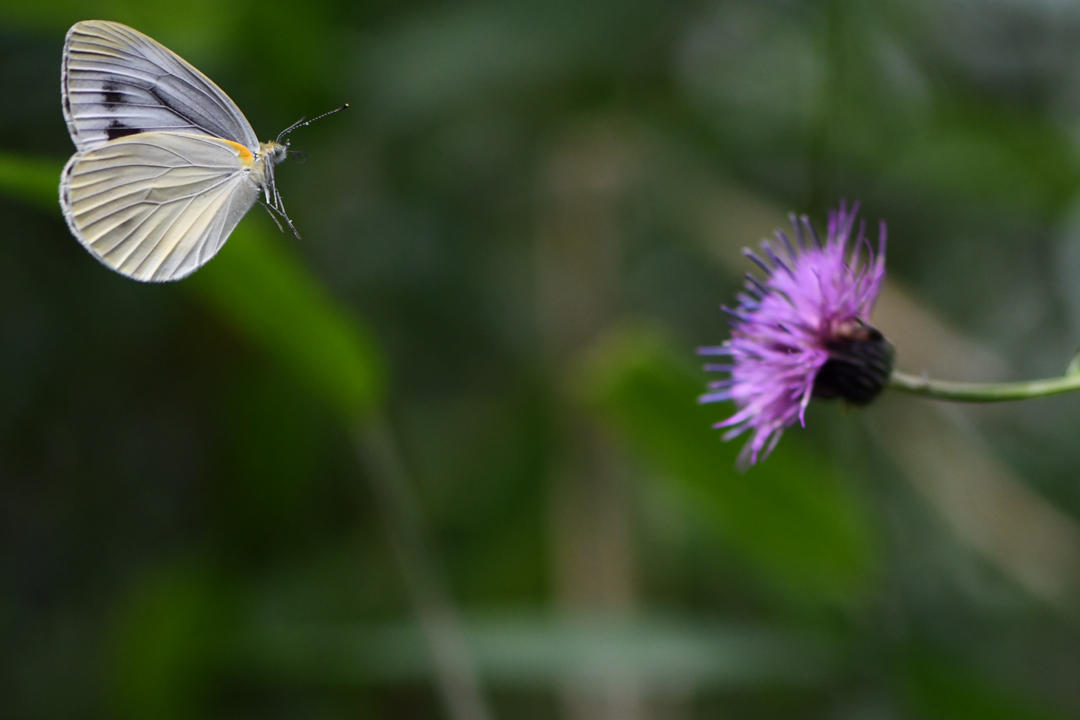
61, 132, 260, 282
63, 20, 259, 152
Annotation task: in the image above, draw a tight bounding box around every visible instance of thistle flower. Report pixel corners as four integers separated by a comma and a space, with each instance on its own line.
700, 201, 893, 468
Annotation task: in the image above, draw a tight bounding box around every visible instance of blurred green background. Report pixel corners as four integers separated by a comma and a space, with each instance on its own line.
4, 0, 1080, 718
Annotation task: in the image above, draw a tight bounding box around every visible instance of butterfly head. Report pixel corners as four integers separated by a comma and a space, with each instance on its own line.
260, 140, 289, 167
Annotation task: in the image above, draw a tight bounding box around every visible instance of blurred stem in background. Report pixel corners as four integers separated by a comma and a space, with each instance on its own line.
354, 419, 492, 720
809, 0, 845, 211
536, 121, 646, 720
199, 220, 497, 719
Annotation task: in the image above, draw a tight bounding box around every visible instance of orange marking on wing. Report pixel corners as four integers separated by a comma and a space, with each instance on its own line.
223, 139, 255, 167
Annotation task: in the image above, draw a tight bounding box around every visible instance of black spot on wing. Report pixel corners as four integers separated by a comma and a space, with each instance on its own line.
106, 120, 140, 140
102, 81, 124, 107
60, 163, 72, 207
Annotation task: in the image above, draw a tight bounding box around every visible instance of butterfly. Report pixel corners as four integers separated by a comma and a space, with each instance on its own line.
60, 20, 345, 282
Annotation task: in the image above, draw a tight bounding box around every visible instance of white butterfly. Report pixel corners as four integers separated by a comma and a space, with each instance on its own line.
60, 20, 344, 282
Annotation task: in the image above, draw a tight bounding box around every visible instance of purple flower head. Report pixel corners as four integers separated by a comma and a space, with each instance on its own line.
700, 201, 892, 469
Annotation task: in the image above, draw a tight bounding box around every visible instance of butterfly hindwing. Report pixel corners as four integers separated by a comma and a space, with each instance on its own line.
60, 131, 260, 282
62, 20, 259, 152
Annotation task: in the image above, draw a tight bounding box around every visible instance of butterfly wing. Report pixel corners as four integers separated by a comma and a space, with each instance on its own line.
62, 20, 259, 152
60, 131, 260, 282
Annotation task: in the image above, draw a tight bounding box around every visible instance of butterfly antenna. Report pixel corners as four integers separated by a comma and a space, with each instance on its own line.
276, 103, 349, 143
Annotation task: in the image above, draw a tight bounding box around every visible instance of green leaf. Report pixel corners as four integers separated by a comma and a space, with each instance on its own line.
579, 326, 877, 603
882, 101, 1080, 218
0, 152, 385, 419
188, 225, 385, 419
901, 645, 1070, 720
108, 564, 236, 720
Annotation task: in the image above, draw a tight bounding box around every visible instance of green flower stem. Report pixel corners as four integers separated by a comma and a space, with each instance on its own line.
888, 369, 1080, 402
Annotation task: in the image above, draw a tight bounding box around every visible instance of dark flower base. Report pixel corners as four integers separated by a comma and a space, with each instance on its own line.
812, 324, 894, 405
